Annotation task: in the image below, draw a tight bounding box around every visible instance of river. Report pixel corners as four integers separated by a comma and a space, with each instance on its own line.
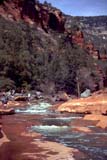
0, 101, 107, 160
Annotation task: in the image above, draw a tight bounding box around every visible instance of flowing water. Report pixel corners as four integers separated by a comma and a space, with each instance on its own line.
15, 101, 107, 160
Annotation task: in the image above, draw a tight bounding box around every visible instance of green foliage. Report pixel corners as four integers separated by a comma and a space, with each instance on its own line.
51, 40, 95, 92
0, 17, 102, 93
0, 77, 15, 90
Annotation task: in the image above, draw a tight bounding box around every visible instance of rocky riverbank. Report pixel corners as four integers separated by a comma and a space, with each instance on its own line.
57, 89, 107, 129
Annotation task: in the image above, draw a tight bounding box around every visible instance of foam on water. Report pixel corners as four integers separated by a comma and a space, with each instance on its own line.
15, 102, 51, 114
31, 125, 70, 134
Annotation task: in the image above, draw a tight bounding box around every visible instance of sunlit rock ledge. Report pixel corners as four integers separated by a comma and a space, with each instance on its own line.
57, 90, 107, 114
0, 108, 15, 115
57, 89, 107, 128
84, 114, 107, 129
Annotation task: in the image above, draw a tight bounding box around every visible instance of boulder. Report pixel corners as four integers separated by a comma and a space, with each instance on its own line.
14, 96, 28, 101
0, 108, 15, 115
56, 91, 69, 102
84, 114, 107, 129
80, 89, 91, 98
7, 100, 28, 108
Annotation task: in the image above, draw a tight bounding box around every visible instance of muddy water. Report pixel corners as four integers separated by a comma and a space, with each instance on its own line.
1, 101, 107, 160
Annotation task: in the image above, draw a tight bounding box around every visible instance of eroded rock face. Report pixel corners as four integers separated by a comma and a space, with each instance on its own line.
65, 29, 84, 48
0, 0, 66, 32
21, 1, 66, 32
21, 1, 40, 24
0, 1, 106, 61
0, 0, 21, 21
85, 41, 101, 59
49, 10, 65, 32
65, 28, 107, 62
72, 30, 84, 48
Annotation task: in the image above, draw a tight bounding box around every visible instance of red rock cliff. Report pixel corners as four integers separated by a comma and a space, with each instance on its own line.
0, 0, 65, 32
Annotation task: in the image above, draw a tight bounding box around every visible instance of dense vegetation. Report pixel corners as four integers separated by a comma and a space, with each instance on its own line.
0, 16, 102, 94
